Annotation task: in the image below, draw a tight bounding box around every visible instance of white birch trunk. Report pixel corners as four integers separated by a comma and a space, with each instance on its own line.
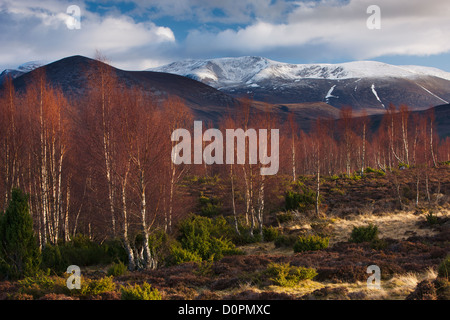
121, 170, 135, 270
230, 164, 240, 235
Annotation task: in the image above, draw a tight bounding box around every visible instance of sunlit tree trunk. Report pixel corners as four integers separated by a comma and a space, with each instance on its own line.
230, 163, 240, 235
121, 165, 135, 270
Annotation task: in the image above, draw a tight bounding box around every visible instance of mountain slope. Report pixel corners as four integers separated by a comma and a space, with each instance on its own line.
3, 56, 449, 137
8, 56, 240, 121
151, 57, 450, 111
350, 104, 450, 139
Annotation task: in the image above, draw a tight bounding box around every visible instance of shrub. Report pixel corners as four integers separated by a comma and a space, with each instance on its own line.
169, 215, 242, 265
67, 234, 112, 265
263, 263, 317, 287
347, 172, 362, 181
107, 261, 128, 277
425, 211, 439, 225
41, 244, 66, 274
121, 282, 162, 300
262, 226, 279, 242
79, 276, 116, 296
365, 167, 385, 176
198, 193, 222, 217
178, 216, 214, 259
41, 235, 126, 274
349, 224, 379, 243
365, 167, 376, 173
168, 245, 203, 265
274, 234, 298, 248
18, 272, 55, 298
377, 170, 386, 176
208, 237, 244, 260
184, 175, 199, 183
18, 272, 68, 299
438, 255, 450, 280
200, 202, 222, 217
285, 191, 302, 211
330, 187, 346, 195
208, 215, 235, 239
293, 235, 329, 253
285, 188, 319, 212
398, 162, 409, 169
0, 188, 41, 279
145, 229, 177, 266
198, 175, 221, 185
195, 260, 214, 277
232, 227, 262, 245
103, 238, 129, 264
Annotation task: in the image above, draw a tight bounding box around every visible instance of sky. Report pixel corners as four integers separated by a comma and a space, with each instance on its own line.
1, 0, 450, 72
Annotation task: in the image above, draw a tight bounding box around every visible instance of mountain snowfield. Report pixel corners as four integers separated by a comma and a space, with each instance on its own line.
150, 56, 450, 88
0, 60, 47, 84
150, 56, 450, 110
15, 60, 47, 72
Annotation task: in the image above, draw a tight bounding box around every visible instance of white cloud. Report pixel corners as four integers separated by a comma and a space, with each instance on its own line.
0, 0, 176, 70
2, 0, 450, 70
183, 0, 450, 61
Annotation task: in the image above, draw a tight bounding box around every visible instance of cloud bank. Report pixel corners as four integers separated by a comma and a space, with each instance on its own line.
1, 0, 450, 70
0, 0, 175, 70
183, 0, 450, 61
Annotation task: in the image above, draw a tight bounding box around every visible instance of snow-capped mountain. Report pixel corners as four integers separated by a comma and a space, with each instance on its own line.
0, 60, 47, 84
17, 60, 47, 72
151, 57, 450, 87
150, 56, 450, 110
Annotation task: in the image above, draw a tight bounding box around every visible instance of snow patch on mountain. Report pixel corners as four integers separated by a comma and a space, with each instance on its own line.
16, 60, 46, 72
371, 84, 385, 109
417, 84, 449, 104
325, 85, 338, 103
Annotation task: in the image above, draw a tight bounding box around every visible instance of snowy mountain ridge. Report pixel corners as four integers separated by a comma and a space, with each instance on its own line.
150, 56, 450, 110
150, 56, 450, 89
0, 60, 47, 84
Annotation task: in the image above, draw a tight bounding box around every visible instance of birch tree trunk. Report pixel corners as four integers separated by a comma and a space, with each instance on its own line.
38, 77, 49, 247
361, 122, 366, 173
138, 167, 155, 269
292, 133, 296, 181
430, 120, 437, 167
121, 169, 135, 271
230, 164, 240, 235
401, 109, 409, 166
256, 175, 264, 239
242, 166, 250, 226
415, 172, 420, 207
316, 156, 320, 217
64, 179, 70, 242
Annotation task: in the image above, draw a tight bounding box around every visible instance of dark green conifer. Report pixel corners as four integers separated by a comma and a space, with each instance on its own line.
0, 188, 40, 279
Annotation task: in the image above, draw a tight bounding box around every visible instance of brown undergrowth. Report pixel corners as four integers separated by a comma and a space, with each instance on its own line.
1, 168, 448, 300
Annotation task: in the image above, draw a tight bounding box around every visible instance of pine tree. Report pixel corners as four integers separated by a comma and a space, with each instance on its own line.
0, 188, 41, 279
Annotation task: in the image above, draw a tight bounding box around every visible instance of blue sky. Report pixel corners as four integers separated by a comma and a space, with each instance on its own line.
1, 0, 450, 72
